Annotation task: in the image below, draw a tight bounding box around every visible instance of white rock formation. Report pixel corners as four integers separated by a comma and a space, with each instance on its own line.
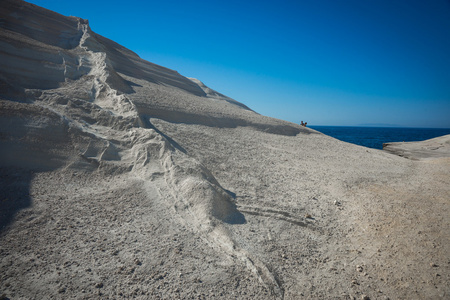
1, 1, 448, 299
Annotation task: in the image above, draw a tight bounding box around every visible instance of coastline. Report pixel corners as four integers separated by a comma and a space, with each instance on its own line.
310, 125, 450, 150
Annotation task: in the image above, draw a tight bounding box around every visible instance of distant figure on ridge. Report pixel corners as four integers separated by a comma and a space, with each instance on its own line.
301, 121, 304, 126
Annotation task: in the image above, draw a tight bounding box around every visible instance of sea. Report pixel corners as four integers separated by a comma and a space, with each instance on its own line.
309, 126, 450, 150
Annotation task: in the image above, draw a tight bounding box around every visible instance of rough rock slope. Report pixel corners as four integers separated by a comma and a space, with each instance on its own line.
1, 1, 449, 299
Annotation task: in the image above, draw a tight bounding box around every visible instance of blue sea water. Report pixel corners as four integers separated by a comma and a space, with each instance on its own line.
309, 126, 450, 150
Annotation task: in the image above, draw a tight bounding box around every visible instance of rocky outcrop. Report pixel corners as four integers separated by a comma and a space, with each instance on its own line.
0, 0, 204, 95
0, 1, 300, 296
383, 134, 450, 160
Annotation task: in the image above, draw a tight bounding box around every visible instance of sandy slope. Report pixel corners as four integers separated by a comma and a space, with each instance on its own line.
1, 1, 449, 299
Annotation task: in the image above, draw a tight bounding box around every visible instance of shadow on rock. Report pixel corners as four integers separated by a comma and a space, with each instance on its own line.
223, 190, 246, 225
0, 167, 32, 234
223, 209, 246, 225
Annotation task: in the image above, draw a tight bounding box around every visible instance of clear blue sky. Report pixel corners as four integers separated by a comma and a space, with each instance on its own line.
28, 0, 450, 128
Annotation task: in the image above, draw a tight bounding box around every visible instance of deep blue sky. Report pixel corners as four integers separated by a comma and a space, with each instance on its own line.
27, 0, 450, 128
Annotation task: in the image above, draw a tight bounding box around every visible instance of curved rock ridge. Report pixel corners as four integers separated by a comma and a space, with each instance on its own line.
187, 77, 253, 111
0, 0, 297, 296
0, 0, 204, 95
383, 134, 450, 160
0, 0, 245, 226
0, 0, 309, 136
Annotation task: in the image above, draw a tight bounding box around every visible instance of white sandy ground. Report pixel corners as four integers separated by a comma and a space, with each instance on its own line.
1, 1, 449, 299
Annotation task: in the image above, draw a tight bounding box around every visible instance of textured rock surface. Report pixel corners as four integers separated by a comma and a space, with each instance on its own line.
1, 1, 449, 299
383, 134, 450, 160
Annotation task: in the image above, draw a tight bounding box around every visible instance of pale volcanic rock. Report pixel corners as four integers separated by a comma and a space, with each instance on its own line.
383, 134, 450, 160
1, 1, 449, 299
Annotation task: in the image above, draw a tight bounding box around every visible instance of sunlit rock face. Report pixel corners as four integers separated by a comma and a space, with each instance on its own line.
1, 1, 448, 300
